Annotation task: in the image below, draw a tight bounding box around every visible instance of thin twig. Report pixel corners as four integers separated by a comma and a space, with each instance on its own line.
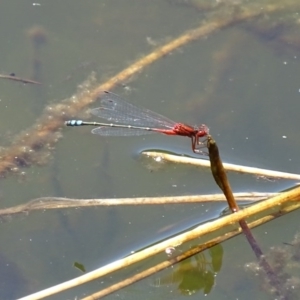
143, 151, 300, 180
0, 74, 42, 85
0, 193, 276, 217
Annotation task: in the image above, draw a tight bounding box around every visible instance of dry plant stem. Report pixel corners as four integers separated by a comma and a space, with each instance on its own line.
85, 199, 300, 299
0, 193, 275, 217
0, 4, 282, 179
207, 136, 238, 211
84, 199, 300, 299
87, 196, 300, 300
143, 151, 300, 180
82, 240, 218, 300
207, 136, 286, 299
18, 186, 300, 300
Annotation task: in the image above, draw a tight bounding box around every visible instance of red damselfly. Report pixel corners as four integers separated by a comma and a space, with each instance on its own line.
65, 91, 209, 153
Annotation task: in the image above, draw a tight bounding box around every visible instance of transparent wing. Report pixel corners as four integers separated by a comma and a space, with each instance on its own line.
91, 127, 155, 136
90, 91, 176, 129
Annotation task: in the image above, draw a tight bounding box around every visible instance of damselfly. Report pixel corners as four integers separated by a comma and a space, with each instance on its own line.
65, 91, 209, 153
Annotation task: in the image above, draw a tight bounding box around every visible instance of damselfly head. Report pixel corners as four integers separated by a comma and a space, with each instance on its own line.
194, 124, 209, 136
199, 124, 209, 135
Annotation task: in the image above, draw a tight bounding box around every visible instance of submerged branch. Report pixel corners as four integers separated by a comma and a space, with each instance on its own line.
0, 3, 283, 179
